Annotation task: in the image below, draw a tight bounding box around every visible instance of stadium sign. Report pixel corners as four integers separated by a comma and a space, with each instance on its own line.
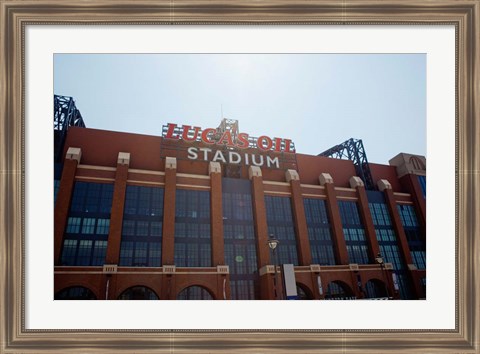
163, 123, 295, 153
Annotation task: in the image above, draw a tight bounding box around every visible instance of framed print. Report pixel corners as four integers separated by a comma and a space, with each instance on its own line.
1, 0, 479, 352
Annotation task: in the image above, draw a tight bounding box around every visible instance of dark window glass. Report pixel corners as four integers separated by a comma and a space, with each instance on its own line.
119, 185, 164, 267
338, 201, 369, 264
60, 182, 113, 266
265, 196, 298, 265
368, 192, 418, 300
222, 178, 258, 299
397, 205, 425, 269
418, 175, 426, 198
177, 286, 213, 300
325, 281, 355, 300
304, 198, 336, 265
174, 189, 211, 267
54, 179, 60, 203
118, 286, 159, 300
364, 279, 388, 299
55, 286, 97, 300
397, 204, 426, 295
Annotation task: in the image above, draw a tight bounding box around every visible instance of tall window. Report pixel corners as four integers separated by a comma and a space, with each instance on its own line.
60, 182, 113, 266
54, 179, 60, 203
368, 191, 415, 299
418, 175, 426, 198
265, 196, 298, 265
174, 189, 211, 267
119, 185, 164, 267
398, 204, 426, 270
223, 178, 258, 300
338, 201, 369, 264
304, 198, 336, 265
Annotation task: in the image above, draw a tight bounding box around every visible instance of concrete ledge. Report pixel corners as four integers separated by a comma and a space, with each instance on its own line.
377, 179, 392, 191
319, 173, 333, 185
102, 264, 117, 274
117, 152, 130, 166
248, 166, 262, 179
349, 176, 364, 188
259, 265, 275, 276
217, 265, 229, 274
349, 264, 359, 271
163, 265, 176, 273
209, 161, 221, 174
285, 169, 300, 182
65, 147, 82, 163
165, 157, 177, 170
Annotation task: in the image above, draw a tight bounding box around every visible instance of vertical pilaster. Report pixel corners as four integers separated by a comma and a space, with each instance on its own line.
378, 179, 413, 265
209, 162, 225, 266
286, 169, 311, 265
319, 173, 349, 265
350, 176, 380, 262
161, 157, 177, 266
249, 166, 270, 269
105, 152, 130, 265
54, 147, 81, 265
378, 179, 421, 299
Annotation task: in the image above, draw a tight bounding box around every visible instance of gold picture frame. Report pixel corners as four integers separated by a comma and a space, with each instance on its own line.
1, 0, 479, 352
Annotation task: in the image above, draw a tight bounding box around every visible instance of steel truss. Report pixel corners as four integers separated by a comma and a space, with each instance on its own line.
319, 138, 375, 190
54, 95, 86, 162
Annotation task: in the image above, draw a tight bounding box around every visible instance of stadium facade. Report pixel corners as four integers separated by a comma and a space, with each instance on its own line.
54, 101, 426, 300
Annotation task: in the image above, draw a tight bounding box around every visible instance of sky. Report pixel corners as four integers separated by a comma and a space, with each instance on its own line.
54, 54, 426, 164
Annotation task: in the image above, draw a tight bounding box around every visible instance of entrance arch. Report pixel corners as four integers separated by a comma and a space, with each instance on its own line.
364, 279, 388, 299
118, 286, 159, 300
325, 281, 354, 300
177, 285, 214, 300
55, 286, 97, 300
296, 283, 314, 300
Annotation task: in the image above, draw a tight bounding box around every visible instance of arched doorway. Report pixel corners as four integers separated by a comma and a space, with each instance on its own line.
364, 279, 388, 299
55, 286, 97, 300
118, 286, 159, 300
325, 281, 354, 300
296, 283, 313, 300
177, 285, 214, 300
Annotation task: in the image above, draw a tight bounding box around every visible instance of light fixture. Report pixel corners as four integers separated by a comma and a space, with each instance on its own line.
267, 234, 279, 250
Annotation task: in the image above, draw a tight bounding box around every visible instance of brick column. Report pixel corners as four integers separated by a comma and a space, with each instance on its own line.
161, 157, 177, 266
209, 162, 225, 266
249, 166, 270, 268
350, 176, 380, 262
54, 147, 81, 265
378, 179, 422, 299
378, 179, 413, 265
320, 173, 349, 265
286, 169, 311, 265
105, 152, 130, 265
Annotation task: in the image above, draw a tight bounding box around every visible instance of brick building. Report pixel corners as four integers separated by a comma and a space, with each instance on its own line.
54, 119, 426, 300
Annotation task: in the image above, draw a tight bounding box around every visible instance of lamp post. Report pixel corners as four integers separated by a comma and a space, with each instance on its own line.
267, 234, 280, 300
375, 253, 390, 299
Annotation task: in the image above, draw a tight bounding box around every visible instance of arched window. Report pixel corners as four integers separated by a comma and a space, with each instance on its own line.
296, 284, 313, 300
325, 281, 354, 300
55, 286, 97, 300
118, 286, 159, 300
409, 156, 426, 170
177, 286, 213, 300
364, 279, 388, 299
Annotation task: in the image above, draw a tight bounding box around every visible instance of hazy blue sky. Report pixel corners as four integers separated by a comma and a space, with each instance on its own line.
54, 54, 425, 164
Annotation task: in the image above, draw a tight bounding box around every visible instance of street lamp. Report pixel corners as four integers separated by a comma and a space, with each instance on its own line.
375, 252, 390, 299
267, 234, 280, 300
